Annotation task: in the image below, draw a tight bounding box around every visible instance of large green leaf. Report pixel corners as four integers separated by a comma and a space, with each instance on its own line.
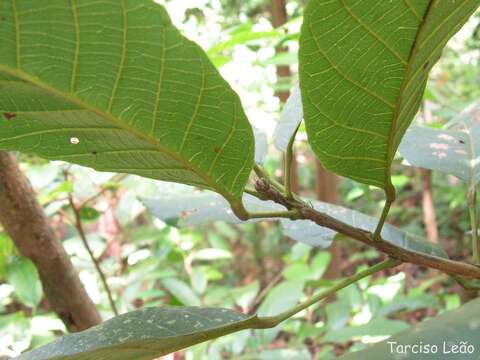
0, 0, 254, 204
299, 0, 480, 192
339, 297, 480, 359
18, 307, 256, 360
400, 102, 480, 185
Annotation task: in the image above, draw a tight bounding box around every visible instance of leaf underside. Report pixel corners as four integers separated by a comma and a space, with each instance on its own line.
400, 102, 480, 185
18, 307, 255, 360
143, 191, 447, 258
299, 0, 480, 190
273, 84, 303, 151
0, 0, 254, 202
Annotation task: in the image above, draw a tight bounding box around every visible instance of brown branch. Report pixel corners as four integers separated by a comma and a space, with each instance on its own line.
254, 178, 480, 280
0, 152, 101, 331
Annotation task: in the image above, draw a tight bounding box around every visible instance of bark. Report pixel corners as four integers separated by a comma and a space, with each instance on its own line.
0, 151, 101, 331
315, 160, 342, 279
271, 0, 290, 102
420, 168, 439, 243
419, 103, 439, 244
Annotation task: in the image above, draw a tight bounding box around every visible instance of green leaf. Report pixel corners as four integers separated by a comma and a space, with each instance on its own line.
6, 256, 43, 308
323, 318, 409, 344
18, 307, 256, 360
207, 28, 281, 56
142, 192, 333, 247
162, 278, 201, 307
78, 207, 100, 221
193, 248, 232, 261
0, 233, 15, 278
400, 102, 480, 185
339, 297, 480, 359
254, 349, 311, 360
0, 0, 254, 205
299, 0, 480, 191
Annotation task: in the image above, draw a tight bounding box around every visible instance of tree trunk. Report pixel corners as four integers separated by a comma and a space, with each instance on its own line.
271, 0, 290, 103
270, 0, 299, 193
420, 168, 439, 243
0, 151, 101, 331
315, 160, 342, 279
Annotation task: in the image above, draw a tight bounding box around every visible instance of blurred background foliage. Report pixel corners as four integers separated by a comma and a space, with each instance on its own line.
1, 1, 479, 359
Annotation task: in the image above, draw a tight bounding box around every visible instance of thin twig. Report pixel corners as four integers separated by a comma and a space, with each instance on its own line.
78, 173, 128, 208
64, 172, 119, 316
250, 271, 284, 310
373, 184, 396, 241
253, 259, 400, 328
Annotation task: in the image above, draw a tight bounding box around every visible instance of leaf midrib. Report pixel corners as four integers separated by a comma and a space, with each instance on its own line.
0, 64, 237, 204
384, 0, 437, 194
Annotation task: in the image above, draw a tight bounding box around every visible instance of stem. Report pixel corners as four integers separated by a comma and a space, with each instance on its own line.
254, 164, 285, 193
254, 258, 400, 328
285, 125, 300, 200
68, 194, 119, 316
468, 188, 479, 264
244, 188, 265, 199
373, 184, 396, 241
246, 209, 300, 219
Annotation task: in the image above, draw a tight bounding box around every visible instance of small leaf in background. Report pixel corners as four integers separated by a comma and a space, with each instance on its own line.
78, 207, 101, 222
339, 298, 480, 359
0, 312, 32, 356
323, 318, 409, 344
207, 27, 281, 58
257, 281, 305, 343
273, 85, 303, 151
0, 234, 15, 278
258, 281, 304, 317
326, 301, 351, 331
310, 252, 332, 280
19, 307, 255, 360
283, 263, 311, 283
235, 282, 260, 311
191, 268, 208, 295
6, 257, 43, 308
47, 181, 73, 199
256, 348, 311, 360
400, 102, 480, 184
194, 248, 233, 261
162, 278, 201, 306
299, 0, 480, 191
